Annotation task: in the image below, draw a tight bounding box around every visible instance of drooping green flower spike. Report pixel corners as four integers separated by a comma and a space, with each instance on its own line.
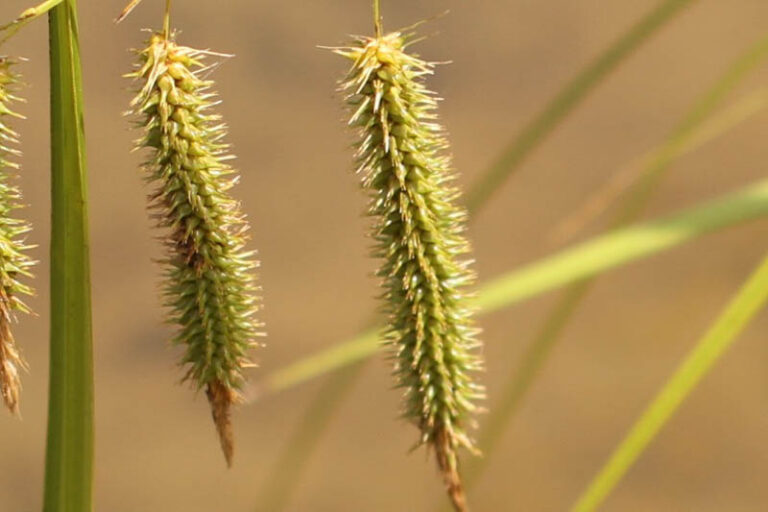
127, 32, 263, 466
0, 57, 35, 415
334, 29, 485, 511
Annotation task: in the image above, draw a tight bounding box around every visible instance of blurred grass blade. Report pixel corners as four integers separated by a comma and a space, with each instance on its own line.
461, 35, 768, 490
474, 179, 768, 312
552, 88, 768, 243
464, 0, 699, 213
260, 178, 768, 394
571, 253, 768, 512
260, 330, 378, 396
43, 1, 94, 511
614, 33, 768, 224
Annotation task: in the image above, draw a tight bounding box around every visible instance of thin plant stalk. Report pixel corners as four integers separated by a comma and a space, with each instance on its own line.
43, 0, 94, 510
571, 253, 768, 512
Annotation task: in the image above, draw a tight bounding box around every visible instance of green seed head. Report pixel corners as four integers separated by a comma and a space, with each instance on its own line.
0, 57, 35, 416
336, 31, 485, 511
128, 34, 263, 466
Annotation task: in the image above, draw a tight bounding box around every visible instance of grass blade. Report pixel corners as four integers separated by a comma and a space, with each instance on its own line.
474, 179, 768, 313
571, 253, 768, 512
259, 178, 768, 394
464, 0, 700, 212
43, 1, 94, 511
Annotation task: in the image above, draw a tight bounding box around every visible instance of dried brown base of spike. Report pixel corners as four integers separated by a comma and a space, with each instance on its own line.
0, 304, 24, 415
435, 426, 469, 512
206, 379, 236, 467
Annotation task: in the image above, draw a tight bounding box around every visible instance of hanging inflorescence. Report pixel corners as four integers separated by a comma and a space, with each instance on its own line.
0, 57, 35, 416
335, 31, 485, 511
128, 33, 263, 466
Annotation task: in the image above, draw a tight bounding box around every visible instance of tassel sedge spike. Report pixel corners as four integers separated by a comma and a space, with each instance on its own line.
127, 33, 263, 466
334, 31, 485, 512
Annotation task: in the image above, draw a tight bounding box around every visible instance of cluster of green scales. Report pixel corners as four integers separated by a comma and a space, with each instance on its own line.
0, 1, 485, 509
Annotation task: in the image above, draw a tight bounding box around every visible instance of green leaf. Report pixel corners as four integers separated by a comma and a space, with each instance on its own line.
260, 179, 768, 394
43, 1, 94, 511
464, 0, 701, 212
570, 253, 768, 512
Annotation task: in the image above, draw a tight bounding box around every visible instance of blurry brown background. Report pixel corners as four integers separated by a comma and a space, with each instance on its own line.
0, 1, 767, 510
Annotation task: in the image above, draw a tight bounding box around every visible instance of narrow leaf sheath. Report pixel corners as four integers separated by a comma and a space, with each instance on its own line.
128, 34, 262, 466
336, 32, 484, 511
0, 58, 34, 415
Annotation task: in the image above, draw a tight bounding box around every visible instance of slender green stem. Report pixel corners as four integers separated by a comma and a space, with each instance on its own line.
43, 0, 93, 511
464, 0, 700, 213
373, 0, 382, 37
571, 253, 768, 512
163, 0, 171, 38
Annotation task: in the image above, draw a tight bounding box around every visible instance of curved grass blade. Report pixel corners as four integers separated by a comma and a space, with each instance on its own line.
259, 178, 768, 395
43, 0, 94, 510
570, 253, 768, 512
464, 0, 700, 213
